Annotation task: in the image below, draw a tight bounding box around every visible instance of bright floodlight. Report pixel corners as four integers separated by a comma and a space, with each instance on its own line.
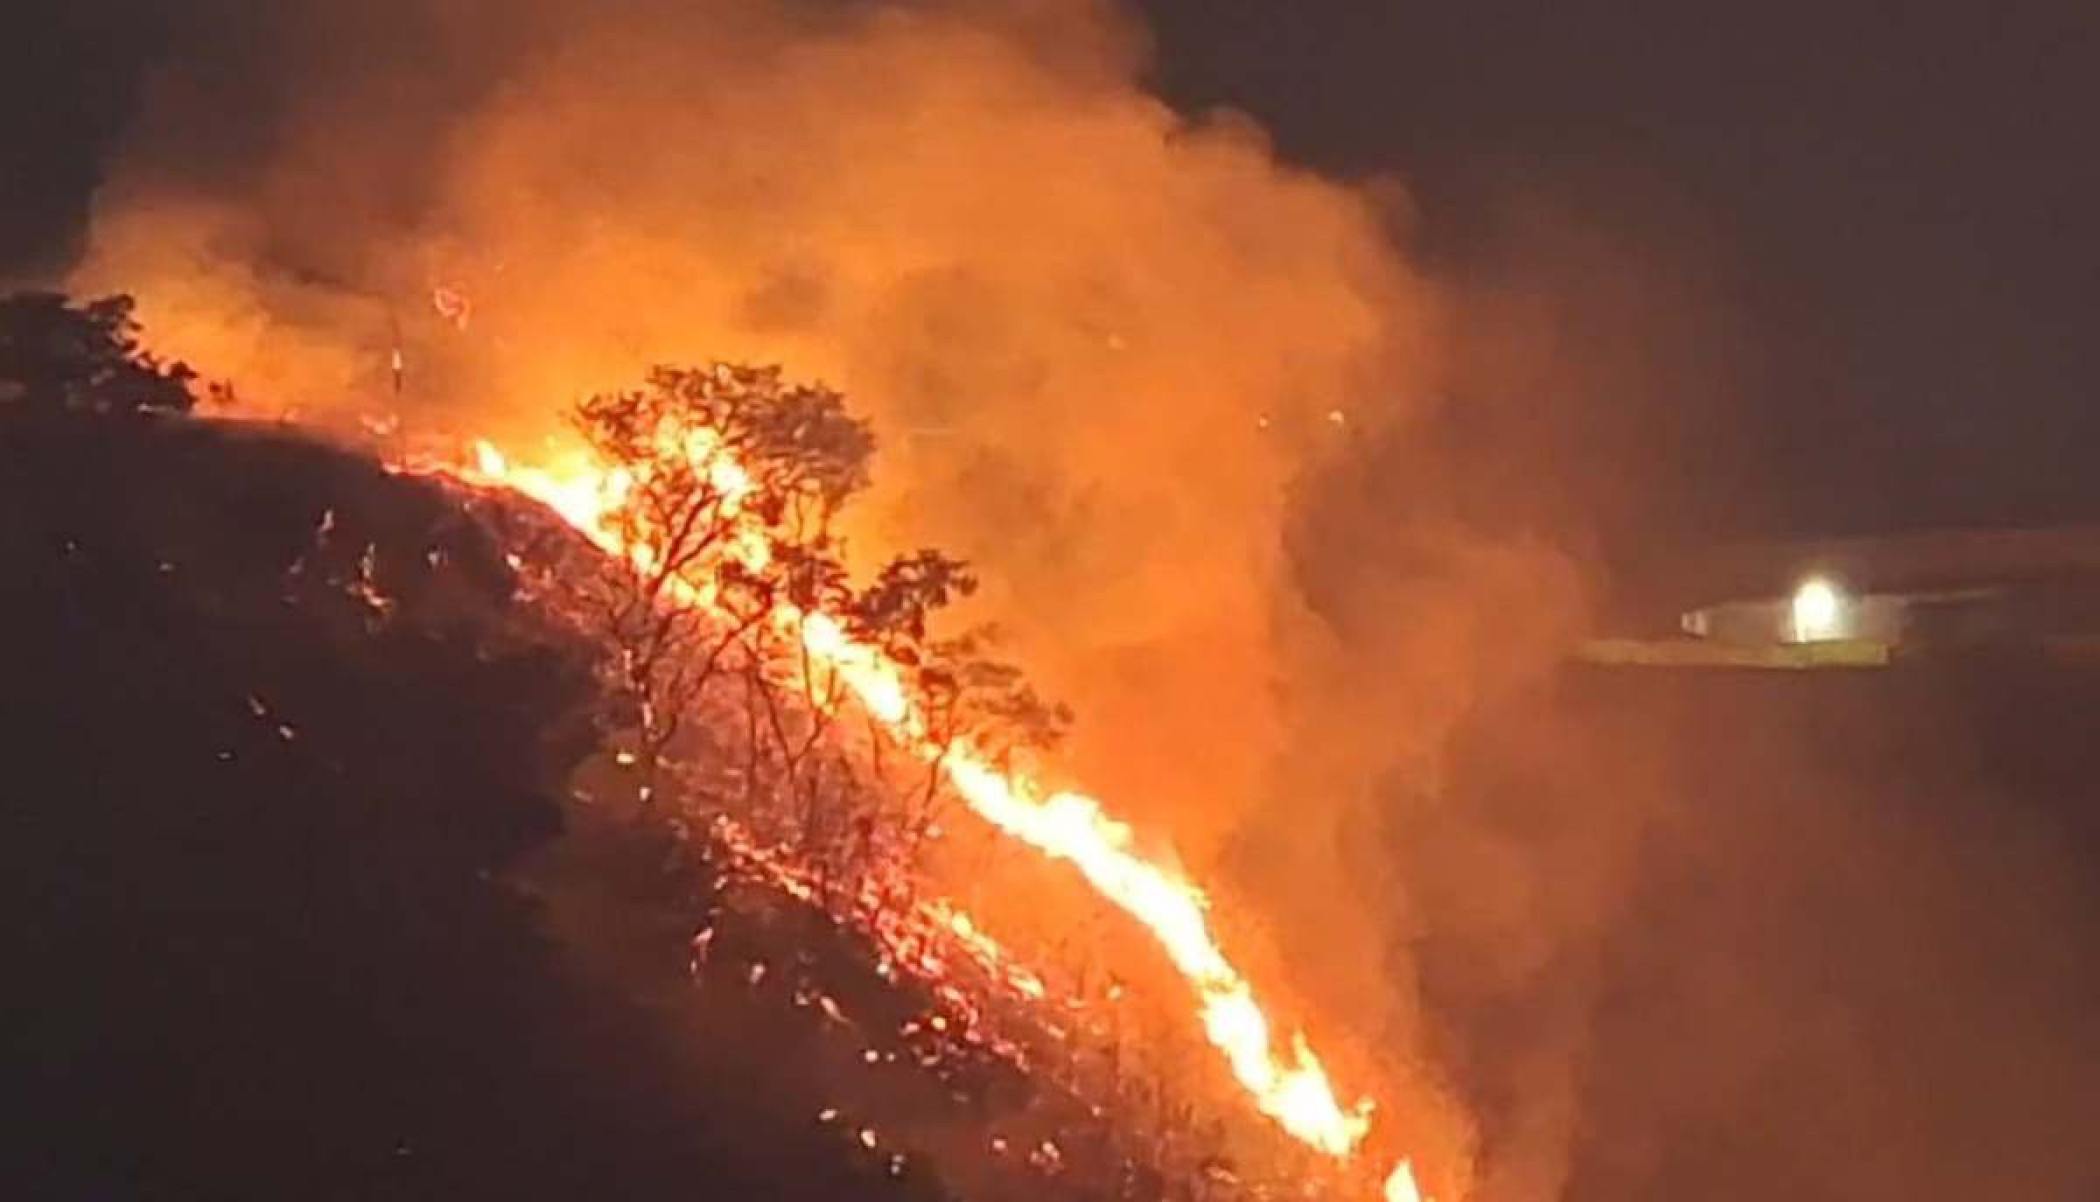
1790, 576, 1847, 643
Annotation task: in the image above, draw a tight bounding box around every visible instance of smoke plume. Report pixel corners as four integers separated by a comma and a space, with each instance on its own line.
63, 1, 1628, 1197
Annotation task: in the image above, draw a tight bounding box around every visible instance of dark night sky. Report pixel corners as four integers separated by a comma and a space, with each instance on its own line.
0, 3, 156, 273
1138, 1, 2100, 535
5, 0, 2097, 534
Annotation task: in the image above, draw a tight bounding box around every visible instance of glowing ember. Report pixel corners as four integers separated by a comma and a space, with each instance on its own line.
431, 285, 472, 330
438, 428, 1420, 1186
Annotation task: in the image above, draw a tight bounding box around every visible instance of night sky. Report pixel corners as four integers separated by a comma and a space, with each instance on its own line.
1141, 1, 2100, 535
6, 0, 2097, 535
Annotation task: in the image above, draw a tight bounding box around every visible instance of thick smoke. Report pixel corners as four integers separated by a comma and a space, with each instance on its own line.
1281, 168, 2100, 1202
65, 2, 1640, 1198
1241, 172, 1752, 1201
73, 0, 1448, 857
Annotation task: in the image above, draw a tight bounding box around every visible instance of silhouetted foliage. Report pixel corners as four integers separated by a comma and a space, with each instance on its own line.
567, 361, 1066, 880
564, 365, 874, 801
847, 550, 979, 657
0, 291, 196, 413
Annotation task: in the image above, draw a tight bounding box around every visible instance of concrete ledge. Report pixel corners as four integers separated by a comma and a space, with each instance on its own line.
1575, 637, 1893, 669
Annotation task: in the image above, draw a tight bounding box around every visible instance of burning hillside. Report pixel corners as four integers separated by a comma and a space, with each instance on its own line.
0, 392, 1349, 1200
0, 404, 895, 1200
0, 316, 1436, 1200
33, 0, 1552, 1195
416, 361, 1433, 1198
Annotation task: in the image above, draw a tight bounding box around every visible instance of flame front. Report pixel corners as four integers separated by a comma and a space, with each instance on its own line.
455, 434, 1407, 1176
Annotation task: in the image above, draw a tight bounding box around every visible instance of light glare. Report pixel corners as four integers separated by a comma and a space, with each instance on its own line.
1790, 576, 1846, 643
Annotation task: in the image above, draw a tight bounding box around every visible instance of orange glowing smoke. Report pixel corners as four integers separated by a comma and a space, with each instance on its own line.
451, 431, 1422, 1190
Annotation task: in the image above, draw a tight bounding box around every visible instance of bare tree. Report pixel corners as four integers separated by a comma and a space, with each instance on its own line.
567, 363, 869, 805
567, 359, 1067, 927
830, 552, 1070, 904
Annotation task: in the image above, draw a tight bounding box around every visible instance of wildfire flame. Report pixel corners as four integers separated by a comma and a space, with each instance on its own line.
1383, 1160, 1425, 1202
451, 433, 1423, 1191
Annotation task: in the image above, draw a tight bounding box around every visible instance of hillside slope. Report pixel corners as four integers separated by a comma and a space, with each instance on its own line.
0, 410, 963, 1201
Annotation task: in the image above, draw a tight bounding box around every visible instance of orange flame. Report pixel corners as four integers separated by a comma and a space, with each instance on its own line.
1383, 1160, 1427, 1202
451, 433, 1418, 1182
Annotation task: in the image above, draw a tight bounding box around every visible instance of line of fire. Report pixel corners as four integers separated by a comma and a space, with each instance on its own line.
2, 288, 1438, 1201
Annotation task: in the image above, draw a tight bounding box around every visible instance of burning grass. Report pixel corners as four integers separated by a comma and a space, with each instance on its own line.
2, 288, 1434, 1196
437, 447, 1364, 1199
407, 362, 1433, 1200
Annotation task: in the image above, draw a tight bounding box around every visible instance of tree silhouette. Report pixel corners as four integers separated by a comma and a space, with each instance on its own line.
0, 292, 195, 413
566, 362, 1065, 897
563, 364, 869, 804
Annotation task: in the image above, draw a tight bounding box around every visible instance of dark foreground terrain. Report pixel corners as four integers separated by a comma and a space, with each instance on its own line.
0, 410, 963, 1201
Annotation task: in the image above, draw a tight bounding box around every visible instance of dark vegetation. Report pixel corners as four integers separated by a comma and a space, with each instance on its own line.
0, 292, 199, 414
